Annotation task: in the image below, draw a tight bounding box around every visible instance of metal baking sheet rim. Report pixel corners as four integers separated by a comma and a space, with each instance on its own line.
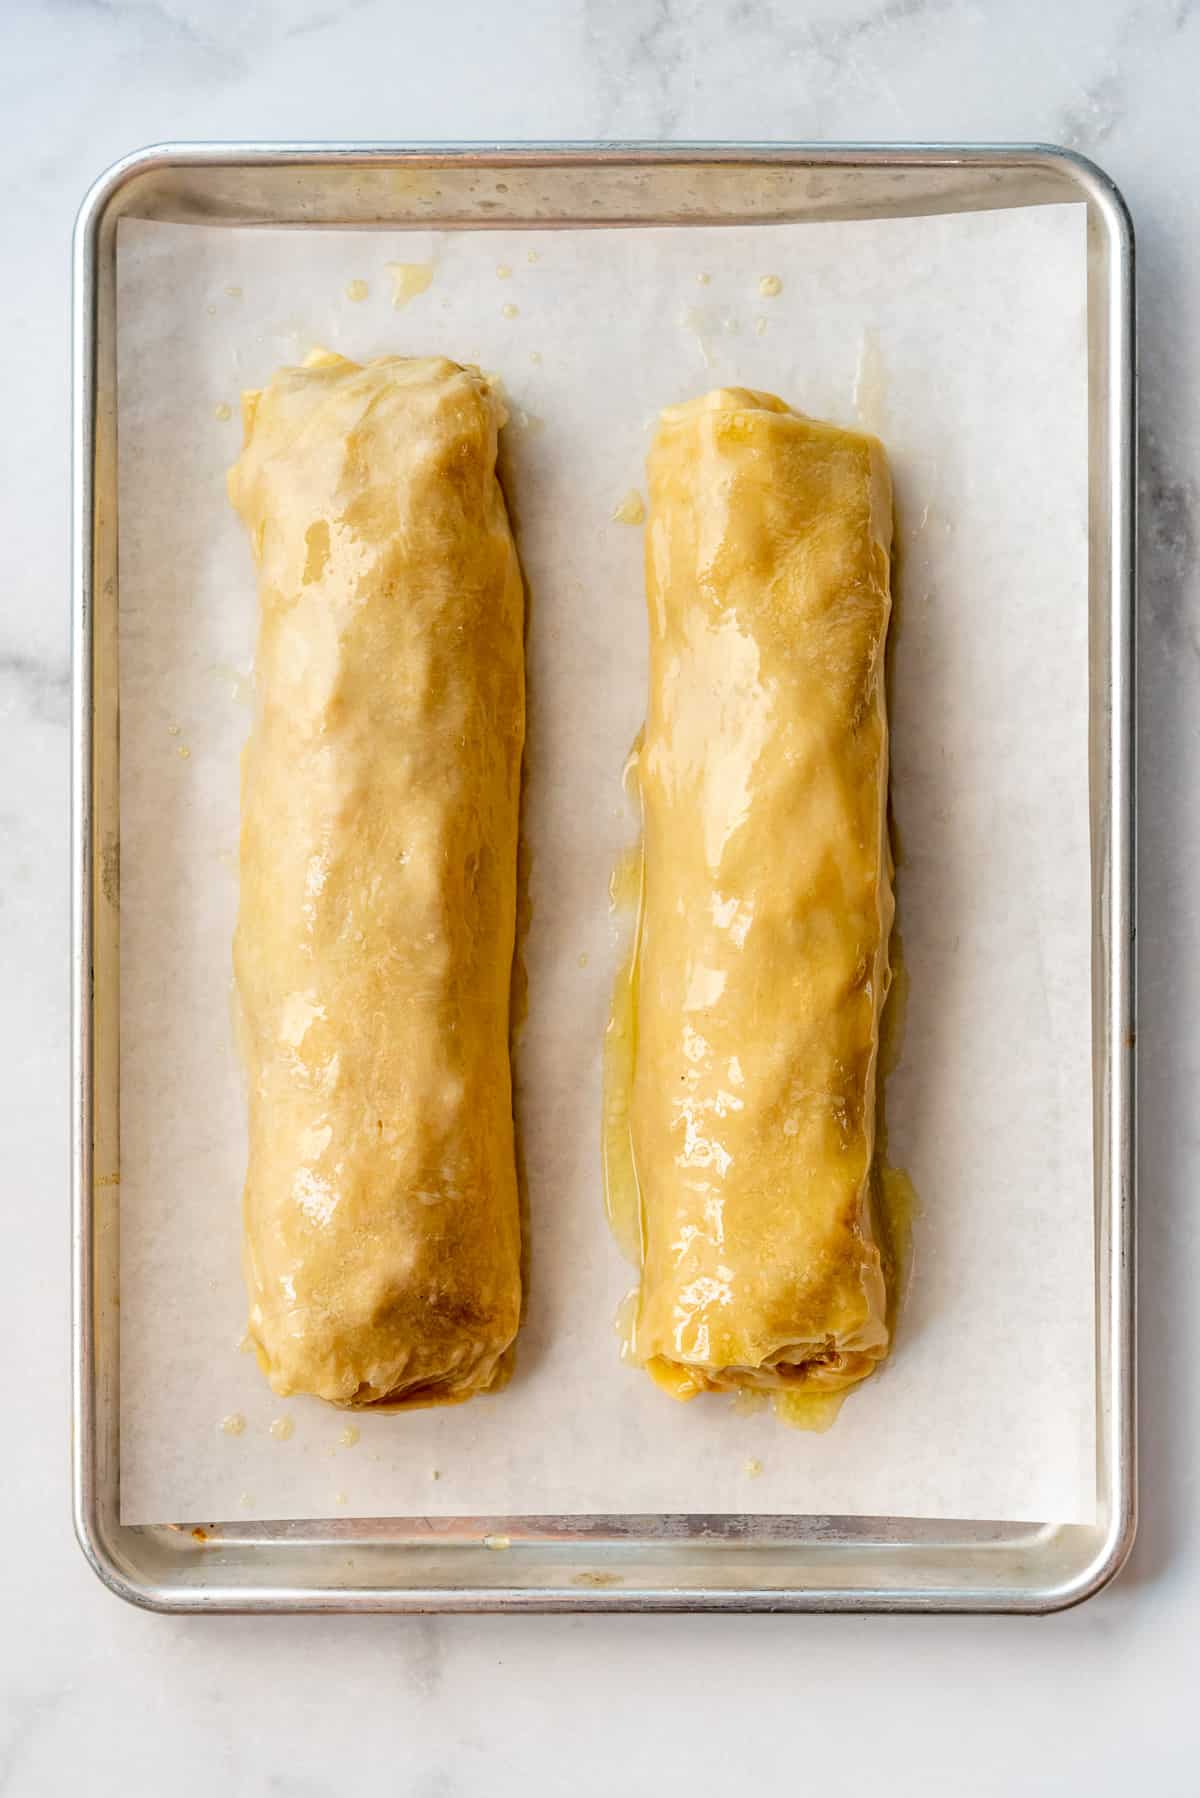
71, 142, 1136, 1614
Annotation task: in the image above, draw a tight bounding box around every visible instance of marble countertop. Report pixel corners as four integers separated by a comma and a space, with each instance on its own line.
2, 0, 1195, 1789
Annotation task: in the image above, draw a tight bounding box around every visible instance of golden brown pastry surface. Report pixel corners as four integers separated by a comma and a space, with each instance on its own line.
229, 352, 524, 1407
616, 388, 894, 1404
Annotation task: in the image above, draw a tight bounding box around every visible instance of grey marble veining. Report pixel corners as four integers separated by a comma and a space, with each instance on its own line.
2, 0, 1198, 1790
0, 651, 71, 729
1142, 427, 1199, 656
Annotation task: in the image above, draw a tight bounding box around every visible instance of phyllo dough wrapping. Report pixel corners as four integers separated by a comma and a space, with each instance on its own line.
229, 352, 524, 1407
620, 388, 894, 1405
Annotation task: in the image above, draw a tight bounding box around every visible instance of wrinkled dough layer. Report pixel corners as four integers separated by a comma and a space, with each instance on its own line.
626, 388, 894, 1405
229, 351, 524, 1407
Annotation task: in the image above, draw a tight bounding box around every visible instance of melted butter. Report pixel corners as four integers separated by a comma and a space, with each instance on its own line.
878, 928, 910, 1080
872, 929, 921, 1320
385, 261, 433, 309
680, 306, 716, 368
603, 783, 646, 1270
501, 302, 519, 320
744, 1457, 764, 1478
603, 951, 643, 1267
608, 844, 642, 911
213, 402, 232, 422
645, 1356, 705, 1401
612, 489, 645, 526
338, 1425, 360, 1448
877, 1163, 920, 1315
774, 1389, 846, 1433
613, 1287, 640, 1362
729, 1387, 767, 1418
495, 263, 512, 279
268, 1415, 295, 1441
220, 1412, 246, 1436
345, 279, 369, 302
758, 274, 783, 298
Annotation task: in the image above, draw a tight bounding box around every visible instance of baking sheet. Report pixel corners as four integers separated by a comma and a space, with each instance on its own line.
115, 204, 1094, 1527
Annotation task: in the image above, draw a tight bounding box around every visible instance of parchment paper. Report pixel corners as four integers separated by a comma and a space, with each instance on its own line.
116, 204, 1094, 1526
